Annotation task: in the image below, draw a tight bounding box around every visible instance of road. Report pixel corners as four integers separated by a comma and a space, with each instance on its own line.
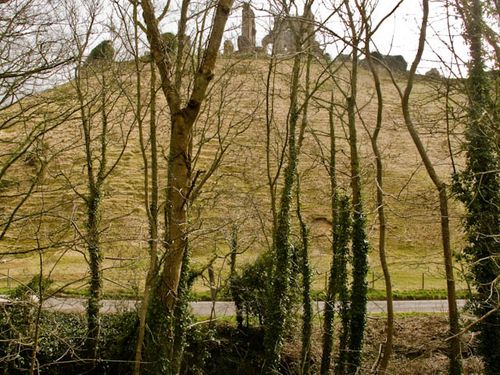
1, 296, 467, 315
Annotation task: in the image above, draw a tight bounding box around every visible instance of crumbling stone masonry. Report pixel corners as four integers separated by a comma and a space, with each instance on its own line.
230, 3, 324, 57
224, 40, 235, 56
262, 13, 323, 56
360, 51, 407, 72
237, 2, 257, 53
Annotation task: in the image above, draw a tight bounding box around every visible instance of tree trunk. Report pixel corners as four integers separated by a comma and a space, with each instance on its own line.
361, 34, 394, 374
399, 2, 462, 373
141, 0, 234, 311
344, 9, 369, 370
263, 49, 301, 374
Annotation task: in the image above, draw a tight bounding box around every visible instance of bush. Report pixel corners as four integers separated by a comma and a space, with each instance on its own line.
230, 253, 272, 325
9, 274, 53, 300
230, 248, 302, 328
0, 308, 137, 375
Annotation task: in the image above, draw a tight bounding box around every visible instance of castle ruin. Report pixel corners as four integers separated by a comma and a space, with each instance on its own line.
231, 3, 323, 57
237, 3, 257, 53
262, 12, 323, 56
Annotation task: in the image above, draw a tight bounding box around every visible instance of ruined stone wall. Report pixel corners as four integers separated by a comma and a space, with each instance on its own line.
262, 13, 322, 56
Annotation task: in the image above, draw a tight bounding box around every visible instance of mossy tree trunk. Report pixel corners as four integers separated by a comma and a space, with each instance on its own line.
139, 0, 234, 372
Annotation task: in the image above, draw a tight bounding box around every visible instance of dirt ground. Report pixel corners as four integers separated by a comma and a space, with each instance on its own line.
283, 314, 484, 375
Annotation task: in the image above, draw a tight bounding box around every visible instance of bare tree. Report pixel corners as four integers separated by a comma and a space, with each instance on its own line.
1, 0, 73, 243
387, 1, 463, 373
355, 1, 402, 372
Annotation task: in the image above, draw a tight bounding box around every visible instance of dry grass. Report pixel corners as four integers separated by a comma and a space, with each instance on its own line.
0, 56, 468, 296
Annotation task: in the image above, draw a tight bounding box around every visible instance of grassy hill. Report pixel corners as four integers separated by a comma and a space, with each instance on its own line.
0, 56, 467, 297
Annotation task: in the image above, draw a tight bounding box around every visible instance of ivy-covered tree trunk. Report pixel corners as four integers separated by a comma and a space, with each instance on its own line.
297, 185, 312, 375
75, 66, 109, 362
346, 95, 369, 374
454, 1, 500, 374
344, 9, 369, 371
85, 186, 103, 361
263, 48, 301, 374
320, 95, 352, 375
334, 197, 351, 375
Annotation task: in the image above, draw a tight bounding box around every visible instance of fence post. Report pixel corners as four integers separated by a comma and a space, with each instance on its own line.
421, 273, 425, 290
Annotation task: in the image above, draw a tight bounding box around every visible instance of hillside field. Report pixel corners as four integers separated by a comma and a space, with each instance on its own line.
0, 57, 468, 297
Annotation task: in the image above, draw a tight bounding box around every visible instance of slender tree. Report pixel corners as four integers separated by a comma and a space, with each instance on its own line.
357, 2, 395, 371
123, 1, 161, 372
390, 1, 463, 373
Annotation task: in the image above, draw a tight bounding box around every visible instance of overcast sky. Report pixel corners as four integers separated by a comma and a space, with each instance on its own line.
220, 0, 471, 75
87, 0, 491, 76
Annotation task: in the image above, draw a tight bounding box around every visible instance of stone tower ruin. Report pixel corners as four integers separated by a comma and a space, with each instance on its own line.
237, 3, 257, 53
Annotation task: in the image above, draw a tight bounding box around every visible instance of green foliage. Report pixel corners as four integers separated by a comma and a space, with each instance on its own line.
346, 203, 370, 374
9, 274, 53, 300
230, 253, 272, 325
181, 324, 217, 375
367, 289, 469, 301
451, 2, 500, 374
185, 323, 267, 375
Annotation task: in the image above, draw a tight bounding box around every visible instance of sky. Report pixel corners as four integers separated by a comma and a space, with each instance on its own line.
85, 0, 492, 76
220, 0, 472, 75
